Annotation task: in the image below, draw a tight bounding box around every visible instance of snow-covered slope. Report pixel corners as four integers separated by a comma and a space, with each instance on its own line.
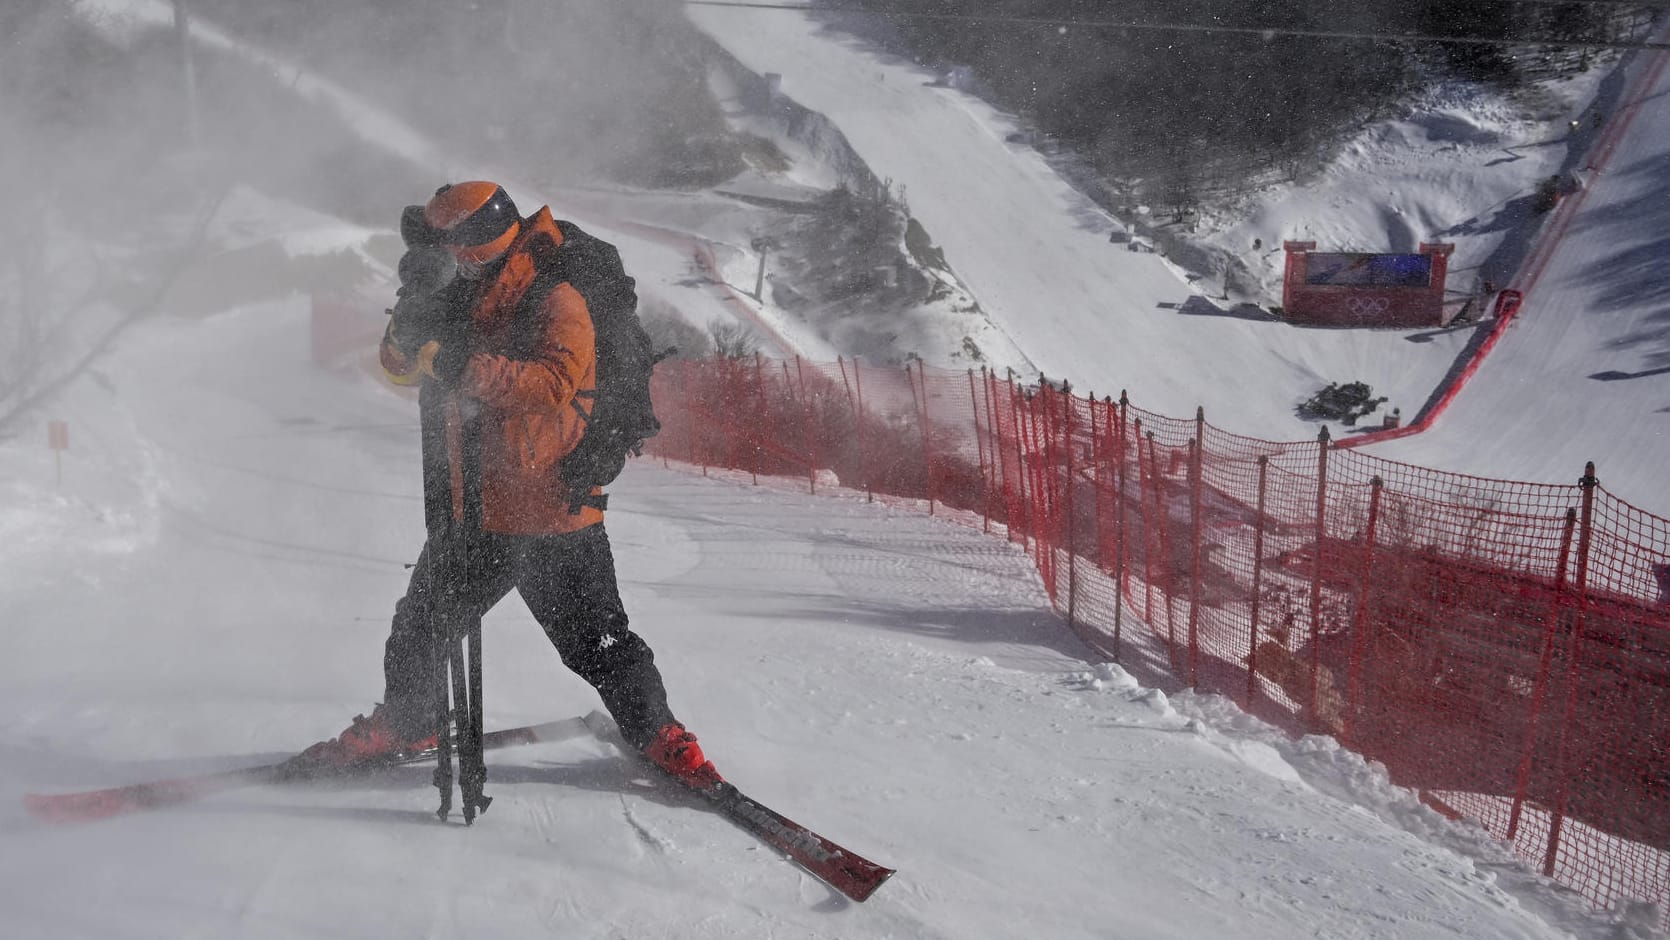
1370, 29, 1670, 513
4, 4, 1666, 937
0, 299, 1631, 939
686, 6, 1666, 514
684, 6, 1496, 440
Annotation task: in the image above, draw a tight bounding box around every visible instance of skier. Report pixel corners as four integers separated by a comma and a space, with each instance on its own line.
303, 181, 719, 791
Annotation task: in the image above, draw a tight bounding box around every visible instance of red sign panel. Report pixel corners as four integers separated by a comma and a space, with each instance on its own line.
47, 420, 68, 451
1282, 242, 1454, 328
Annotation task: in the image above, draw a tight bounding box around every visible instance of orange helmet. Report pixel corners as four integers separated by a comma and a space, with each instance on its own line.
424, 181, 521, 267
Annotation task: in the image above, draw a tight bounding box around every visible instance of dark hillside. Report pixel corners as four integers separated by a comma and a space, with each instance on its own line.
819, 0, 1650, 211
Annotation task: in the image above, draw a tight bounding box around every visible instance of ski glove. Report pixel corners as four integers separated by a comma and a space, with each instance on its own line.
415, 341, 470, 385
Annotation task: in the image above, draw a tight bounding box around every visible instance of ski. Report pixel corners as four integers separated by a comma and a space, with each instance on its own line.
23, 714, 597, 825
703, 781, 896, 902
580, 713, 895, 902
28, 713, 898, 901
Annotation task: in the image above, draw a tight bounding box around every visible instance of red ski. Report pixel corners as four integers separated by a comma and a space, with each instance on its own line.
24, 715, 595, 825
582, 713, 895, 902
28, 712, 897, 902
704, 781, 896, 902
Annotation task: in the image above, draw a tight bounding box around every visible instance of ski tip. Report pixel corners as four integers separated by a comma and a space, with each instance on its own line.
846, 866, 898, 903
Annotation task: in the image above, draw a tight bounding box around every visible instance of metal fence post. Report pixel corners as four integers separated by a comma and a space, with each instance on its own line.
1507, 506, 1578, 841
1029, 382, 1054, 594
989, 368, 1016, 537
1135, 419, 1154, 624
786, 358, 814, 493
1246, 455, 1271, 706
795, 356, 819, 492
840, 357, 872, 503
909, 360, 935, 514
1031, 380, 1052, 588
1187, 430, 1203, 688
1007, 375, 1031, 551
749, 352, 766, 486
1089, 393, 1104, 571
1543, 462, 1599, 877
1114, 392, 1130, 655
1309, 426, 1332, 723
1146, 431, 1177, 652
970, 369, 990, 532
1064, 386, 1078, 633
1017, 382, 1037, 559
1343, 476, 1383, 744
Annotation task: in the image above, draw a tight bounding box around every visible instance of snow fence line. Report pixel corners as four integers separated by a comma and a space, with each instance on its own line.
635, 354, 1670, 929
1340, 36, 1670, 451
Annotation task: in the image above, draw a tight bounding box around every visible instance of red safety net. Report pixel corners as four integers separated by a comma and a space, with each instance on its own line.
645, 356, 1670, 923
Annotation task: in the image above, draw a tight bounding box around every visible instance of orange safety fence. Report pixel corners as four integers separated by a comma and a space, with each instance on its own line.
646, 355, 1670, 924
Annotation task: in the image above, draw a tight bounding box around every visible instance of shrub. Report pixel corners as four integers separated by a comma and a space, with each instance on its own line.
1298, 381, 1387, 425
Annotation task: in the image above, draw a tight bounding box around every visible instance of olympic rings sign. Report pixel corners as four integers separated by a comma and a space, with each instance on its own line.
1345, 295, 1392, 320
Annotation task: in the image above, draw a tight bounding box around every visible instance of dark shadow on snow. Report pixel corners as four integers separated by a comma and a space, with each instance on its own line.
1167, 295, 1280, 322
1336, 314, 1500, 440
1565, 157, 1670, 373
1404, 318, 1487, 344
1437, 55, 1631, 296
764, 601, 1106, 669
1591, 365, 1670, 382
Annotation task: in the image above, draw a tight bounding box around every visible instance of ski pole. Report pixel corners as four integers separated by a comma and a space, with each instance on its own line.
447, 617, 489, 823
463, 620, 489, 817
429, 527, 490, 824
428, 537, 455, 821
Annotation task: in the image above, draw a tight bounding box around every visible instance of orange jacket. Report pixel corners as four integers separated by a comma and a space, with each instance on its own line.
382, 207, 604, 535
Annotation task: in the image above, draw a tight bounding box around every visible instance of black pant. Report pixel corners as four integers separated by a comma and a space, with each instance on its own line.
382, 523, 674, 749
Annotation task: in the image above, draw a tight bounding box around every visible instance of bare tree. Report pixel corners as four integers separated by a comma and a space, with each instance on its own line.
0, 6, 225, 433
708, 319, 761, 360
639, 297, 711, 360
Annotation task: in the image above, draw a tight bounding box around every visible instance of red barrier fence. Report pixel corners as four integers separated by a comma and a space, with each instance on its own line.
647, 355, 1670, 923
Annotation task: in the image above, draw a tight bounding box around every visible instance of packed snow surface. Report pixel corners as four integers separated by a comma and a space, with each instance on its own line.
0, 302, 1627, 938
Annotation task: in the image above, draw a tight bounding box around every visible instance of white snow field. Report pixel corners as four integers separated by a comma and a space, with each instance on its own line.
3, 3, 1668, 938
1372, 24, 1670, 512
0, 301, 1634, 939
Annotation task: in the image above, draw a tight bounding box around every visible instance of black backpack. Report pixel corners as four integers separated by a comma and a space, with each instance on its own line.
519, 221, 665, 513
